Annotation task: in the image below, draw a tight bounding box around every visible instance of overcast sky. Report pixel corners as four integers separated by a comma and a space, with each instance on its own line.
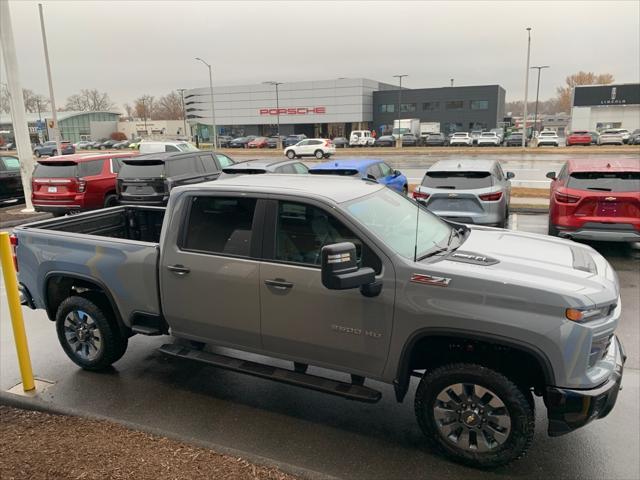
3, 0, 639, 111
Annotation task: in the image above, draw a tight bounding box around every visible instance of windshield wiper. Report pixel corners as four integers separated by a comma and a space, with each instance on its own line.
416, 227, 460, 261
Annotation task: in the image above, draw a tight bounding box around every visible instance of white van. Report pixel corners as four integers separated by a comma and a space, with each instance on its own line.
138, 141, 199, 154
349, 130, 375, 147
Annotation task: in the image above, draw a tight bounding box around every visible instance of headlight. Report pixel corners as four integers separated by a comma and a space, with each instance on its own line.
565, 305, 611, 322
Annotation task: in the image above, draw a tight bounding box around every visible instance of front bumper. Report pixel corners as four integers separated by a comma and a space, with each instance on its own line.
545, 336, 625, 436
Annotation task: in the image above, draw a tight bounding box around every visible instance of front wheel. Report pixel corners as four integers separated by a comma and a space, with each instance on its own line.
35, 150, 41, 158
55, 295, 128, 371
414, 363, 534, 468
314, 149, 324, 159
286, 150, 296, 159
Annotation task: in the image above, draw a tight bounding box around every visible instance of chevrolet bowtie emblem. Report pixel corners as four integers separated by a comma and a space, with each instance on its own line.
448, 193, 458, 197
605, 197, 617, 201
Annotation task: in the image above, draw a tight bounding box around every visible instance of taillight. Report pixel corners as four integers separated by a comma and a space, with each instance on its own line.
554, 192, 580, 203
479, 191, 503, 201
413, 191, 430, 200
10, 234, 18, 272
77, 178, 87, 193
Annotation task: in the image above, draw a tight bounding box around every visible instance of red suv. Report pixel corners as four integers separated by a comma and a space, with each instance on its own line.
32, 152, 137, 216
547, 158, 640, 242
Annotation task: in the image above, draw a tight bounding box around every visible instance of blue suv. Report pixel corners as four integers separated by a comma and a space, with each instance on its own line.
309, 158, 408, 194
34, 141, 75, 157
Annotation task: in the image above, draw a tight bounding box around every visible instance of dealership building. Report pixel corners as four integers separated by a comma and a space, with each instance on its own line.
184, 79, 506, 139
570, 83, 640, 132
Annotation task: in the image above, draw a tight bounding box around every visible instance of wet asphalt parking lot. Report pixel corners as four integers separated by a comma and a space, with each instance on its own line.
1, 212, 639, 480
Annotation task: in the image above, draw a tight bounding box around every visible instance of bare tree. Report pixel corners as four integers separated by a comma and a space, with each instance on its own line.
64, 89, 115, 111
1, 86, 49, 113
123, 103, 134, 120
505, 98, 561, 116
555, 71, 615, 113
155, 91, 184, 120
134, 95, 156, 121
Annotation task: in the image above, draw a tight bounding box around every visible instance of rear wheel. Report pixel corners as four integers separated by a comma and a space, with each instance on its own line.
314, 149, 324, 159
286, 150, 295, 159
415, 363, 534, 468
547, 220, 559, 237
104, 193, 118, 208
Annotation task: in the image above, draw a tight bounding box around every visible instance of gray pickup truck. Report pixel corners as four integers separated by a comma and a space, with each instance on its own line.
14, 174, 625, 468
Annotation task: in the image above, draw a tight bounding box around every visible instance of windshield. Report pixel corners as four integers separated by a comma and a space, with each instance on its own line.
567, 172, 640, 192
345, 188, 452, 260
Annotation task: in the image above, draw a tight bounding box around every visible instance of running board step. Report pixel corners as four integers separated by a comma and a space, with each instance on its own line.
131, 325, 162, 336
159, 343, 382, 403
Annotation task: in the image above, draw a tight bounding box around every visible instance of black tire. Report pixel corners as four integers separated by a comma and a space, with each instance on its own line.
314, 149, 324, 159
104, 193, 118, 208
55, 295, 128, 371
402, 185, 408, 196
414, 363, 534, 468
548, 220, 559, 237
35, 150, 41, 158
286, 150, 295, 159
51, 150, 57, 156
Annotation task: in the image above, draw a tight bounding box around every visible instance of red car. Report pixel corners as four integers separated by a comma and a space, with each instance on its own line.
247, 137, 269, 148
547, 158, 640, 242
566, 130, 592, 146
32, 152, 137, 216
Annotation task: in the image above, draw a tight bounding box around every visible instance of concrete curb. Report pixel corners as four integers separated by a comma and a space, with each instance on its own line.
510, 205, 548, 214
0, 390, 338, 480
0, 213, 52, 228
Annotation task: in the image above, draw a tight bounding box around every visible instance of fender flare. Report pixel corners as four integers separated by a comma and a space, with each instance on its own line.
393, 327, 556, 402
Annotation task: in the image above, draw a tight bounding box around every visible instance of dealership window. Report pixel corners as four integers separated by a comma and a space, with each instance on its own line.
400, 103, 416, 112
422, 102, 440, 111
471, 100, 489, 110
379, 104, 395, 113
445, 101, 465, 110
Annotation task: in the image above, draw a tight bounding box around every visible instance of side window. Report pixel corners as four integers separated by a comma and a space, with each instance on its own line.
558, 164, 568, 181
1, 156, 20, 171
274, 201, 382, 273
366, 164, 383, 179
276, 164, 296, 174
378, 163, 393, 177
293, 163, 309, 174
215, 154, 234, 168
182, 196, 257, 257
495, 164, 504, 180
78, 159, 104, 176
199, 154, 218, 173
297, 140, 308, 146
110, 158, 122, 173
167, 156, 203, 176
165, 145, 180, 152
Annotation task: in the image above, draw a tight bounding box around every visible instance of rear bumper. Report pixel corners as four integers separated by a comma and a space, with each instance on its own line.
556, 224, 640, 242
545, 336, 625, 436
33, 204, 81, 214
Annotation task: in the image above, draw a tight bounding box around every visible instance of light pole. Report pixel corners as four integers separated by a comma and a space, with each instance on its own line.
263, 81, 283, 148
141, 98, 147, 135
522, 27, 532, 148
195, 57, 217, 149
450, 78, 454, 87
393, 74, 408, 148
530, 65, 549, 134
38, 3, 60, 155
177, 88, 188, 138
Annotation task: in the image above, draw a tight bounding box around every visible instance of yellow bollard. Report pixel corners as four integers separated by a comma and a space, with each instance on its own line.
0, 232, 35, 392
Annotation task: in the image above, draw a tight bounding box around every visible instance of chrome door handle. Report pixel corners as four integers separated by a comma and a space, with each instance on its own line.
167, 264, 190, 275
264, 279, 293, 290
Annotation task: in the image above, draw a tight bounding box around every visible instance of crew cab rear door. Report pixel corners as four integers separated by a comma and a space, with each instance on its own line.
258, 198, 395, 377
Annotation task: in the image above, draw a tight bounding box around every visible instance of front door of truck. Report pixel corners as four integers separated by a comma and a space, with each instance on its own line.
259, 199, 395, 377
160, 194, 262, 349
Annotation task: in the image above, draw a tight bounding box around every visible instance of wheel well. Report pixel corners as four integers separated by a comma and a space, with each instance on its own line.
45, 275, 130, 336
395, 335, 550, 402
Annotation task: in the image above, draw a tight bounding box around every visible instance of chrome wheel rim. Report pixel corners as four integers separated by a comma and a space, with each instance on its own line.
433, 383, 511, 452
63, 310, 103, 361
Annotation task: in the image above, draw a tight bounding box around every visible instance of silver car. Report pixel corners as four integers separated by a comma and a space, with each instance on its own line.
412, 159, 514, 227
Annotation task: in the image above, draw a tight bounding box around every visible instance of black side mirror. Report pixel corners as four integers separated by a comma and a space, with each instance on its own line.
506, 171, 515, 180
393, 169, 401, 177
321, 242, 375, 290
546, 171, 557, 180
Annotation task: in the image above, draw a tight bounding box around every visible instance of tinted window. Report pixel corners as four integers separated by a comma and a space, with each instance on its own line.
379, 163, 393, 177
1, 157, 20, 170
276, 164, 296, 174
165, 145, 180, 152
215, 154, 234, 168
78, 159, 104, 176
199, 154, 218, 172
275, 201, 381, 272
567, 172, 640, 192
33, 162, 77, 178
423, 171, 493, 189
167, 156, 204, 176
293, 163, 309, 174
183, 196, 257, 257
471, 100, 489, 110
119, 161, 165, 178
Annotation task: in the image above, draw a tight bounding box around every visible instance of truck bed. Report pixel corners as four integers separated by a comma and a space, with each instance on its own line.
15, 206, 164, 324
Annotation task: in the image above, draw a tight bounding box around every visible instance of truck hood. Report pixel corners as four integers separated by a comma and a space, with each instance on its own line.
436, 226, 618, 305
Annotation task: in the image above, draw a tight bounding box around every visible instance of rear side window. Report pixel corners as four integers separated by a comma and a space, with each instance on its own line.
423, 171, 493, 189
119, 161, 165, 178
78, 159, 104, 176
199, 154, 219, 173
567, 172, 640, 192
167, 156, 204, 176
276, 164, 296, 174
215, 154, 234, 168
293, 163, 308, 174
1, 156, 20, 170
182, 197, 257, 257
33, 162, 77, 178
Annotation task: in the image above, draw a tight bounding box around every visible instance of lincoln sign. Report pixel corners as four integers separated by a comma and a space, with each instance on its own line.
259, 106, 326, 116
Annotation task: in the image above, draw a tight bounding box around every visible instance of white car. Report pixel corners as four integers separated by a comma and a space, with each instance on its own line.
599, 128, 630, 144
477, 132, 501, 146
537, 130, 559, 147
449, 132, 473, 146
285, 138, 336, 159
349, 130, 375, 147
139, 141, 199, 154
598, 129, 625, 145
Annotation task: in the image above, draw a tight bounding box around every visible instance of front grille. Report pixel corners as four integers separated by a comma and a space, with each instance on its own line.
589, 334, 613, 367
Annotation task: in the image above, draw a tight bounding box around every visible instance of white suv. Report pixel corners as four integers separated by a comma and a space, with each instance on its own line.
537, 130, 559, 147
477, 132, 501, 146
139, 141, 199, 154
449, 132, 473, 146
349, 130, 375, 147
285, 139, 336, 159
